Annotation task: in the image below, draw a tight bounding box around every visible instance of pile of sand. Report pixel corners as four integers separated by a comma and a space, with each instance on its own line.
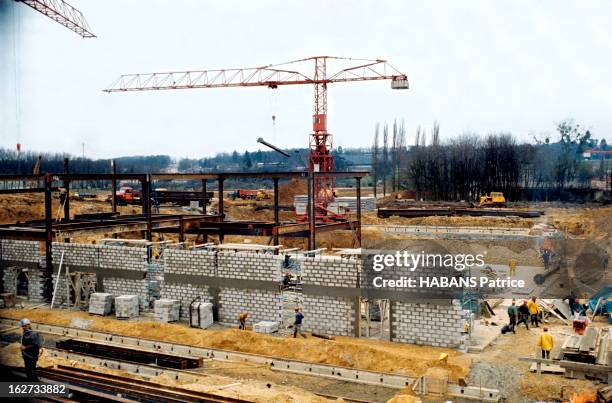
519, 373, 598, 402
0, 308, 470, 380
545, 206, 612, 239
278, 178, 307, 205
363, 212, 535, 229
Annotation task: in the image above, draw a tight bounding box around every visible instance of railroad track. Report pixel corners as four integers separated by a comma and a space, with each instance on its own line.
43, 365, 250, 402
8, 364, 252, 403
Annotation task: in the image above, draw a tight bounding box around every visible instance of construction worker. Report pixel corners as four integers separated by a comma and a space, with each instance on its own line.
508, 258, 517, 277
528, 296, 540, 327
541, 249, 551, 271
293, 308, 306, 338
564, 291, 579, 317
20, 318, 41, 381
517, 300, 530, 329
537, 326, 554, 359
282, 272, 293, 290
507, 299, 517, 334
237, 312, 248, 330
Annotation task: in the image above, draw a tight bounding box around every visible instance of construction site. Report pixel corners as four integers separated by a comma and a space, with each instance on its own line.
1, 1, 612, 403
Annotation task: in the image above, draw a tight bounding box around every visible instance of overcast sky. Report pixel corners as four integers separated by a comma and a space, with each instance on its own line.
1, 0, 611, 159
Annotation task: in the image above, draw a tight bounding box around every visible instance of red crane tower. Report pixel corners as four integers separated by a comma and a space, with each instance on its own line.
104, 56, 408, 220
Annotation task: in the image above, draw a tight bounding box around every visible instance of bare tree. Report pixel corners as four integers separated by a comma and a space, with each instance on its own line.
371, 123, 380, 197
391, 120, 397, 192
382, 123, 389, 196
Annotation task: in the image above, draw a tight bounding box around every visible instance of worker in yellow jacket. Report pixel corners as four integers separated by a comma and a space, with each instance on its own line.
527, 297, 540, 327
537, 326, 554, 359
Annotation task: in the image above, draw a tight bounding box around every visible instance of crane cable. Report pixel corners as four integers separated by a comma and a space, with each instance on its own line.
12, 2, 21, 152
268, 89, 278, 144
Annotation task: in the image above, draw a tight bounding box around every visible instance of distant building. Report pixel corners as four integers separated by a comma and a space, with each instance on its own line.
583, 149, 612, 160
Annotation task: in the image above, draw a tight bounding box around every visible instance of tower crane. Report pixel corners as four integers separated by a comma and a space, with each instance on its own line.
15, 0, 95, 38
104, 56, 409, 220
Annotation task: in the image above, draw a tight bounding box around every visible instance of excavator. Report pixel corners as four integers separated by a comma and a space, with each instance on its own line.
479, 192, 506, 207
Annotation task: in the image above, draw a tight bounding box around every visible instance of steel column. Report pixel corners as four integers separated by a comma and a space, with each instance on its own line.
143, 176, 152, 241
273, 177, 279, 247
201, 179, 207, 215
111, 160, 117, 213
218, 176, 224, 243
307, 175, 315, 250
356, 176, 362, 247
63, 158, 70, 221
43, 174, 53, 302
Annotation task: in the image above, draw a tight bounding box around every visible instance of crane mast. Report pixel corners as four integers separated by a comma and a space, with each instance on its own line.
105, 56, 408, 220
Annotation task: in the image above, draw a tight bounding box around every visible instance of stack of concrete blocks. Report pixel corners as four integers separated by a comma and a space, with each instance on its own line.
154, 298, 180, 323
253, 320, 279, 334
162, 248, 216, 320
89, 293, 114, 315
294, 195, 376, 215
300, 255, 360, 336
190, 301, 214, 329
115, 295, 139, 319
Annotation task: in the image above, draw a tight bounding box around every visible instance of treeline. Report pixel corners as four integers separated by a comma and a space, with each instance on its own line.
371, 119, 611, 201
0, 149, 172, 174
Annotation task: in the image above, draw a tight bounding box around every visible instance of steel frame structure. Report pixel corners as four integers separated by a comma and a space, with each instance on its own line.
16, 0, 96, 38
0, 167, 366, 302
104, 56, 407, 219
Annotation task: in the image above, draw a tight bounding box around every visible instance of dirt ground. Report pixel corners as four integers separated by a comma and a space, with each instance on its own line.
0, 342, 335, 402
362, 212, 536, 229
542, 206, 612, 239
0, 308, 470, 381
466, 314, 607, 402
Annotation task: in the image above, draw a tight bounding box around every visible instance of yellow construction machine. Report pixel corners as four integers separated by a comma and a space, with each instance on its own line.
479, 192, 506, 207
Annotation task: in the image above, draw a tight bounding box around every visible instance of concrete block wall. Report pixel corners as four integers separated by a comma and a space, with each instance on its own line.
51, 273, 69, 307
2, 267, 21, 296
217, 252, 282, 281
163, 249, 216, 276
0, 240, 40, 262
391, 299, 468, 348
26, 267, 45, 302
161, 282, 211, 320
300, 256, 360, 287
1, 267, 44, 302
302, 294, 356, 336
52, 243, 98, 266
218, 287, 280, 325
99, 245, 147, 270
103, 277, 149, 311
52, 243, 147, 271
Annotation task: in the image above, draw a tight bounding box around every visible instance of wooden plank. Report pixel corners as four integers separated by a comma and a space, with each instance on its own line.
579, 328, 597, 353
529, 363, 565, 374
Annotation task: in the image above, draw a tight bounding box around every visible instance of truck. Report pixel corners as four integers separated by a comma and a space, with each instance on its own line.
232, 189, 271, 201
479, 192, 506, 207
106, 187, 141, 205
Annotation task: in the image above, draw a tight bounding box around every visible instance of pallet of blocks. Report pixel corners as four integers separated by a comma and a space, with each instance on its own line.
154, 299, 181, 323
114, 295, 139, 319
253, 320, 279, 334
558, 327, 611, 382
190, 301, 213, 329
88, 293, 114, 315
